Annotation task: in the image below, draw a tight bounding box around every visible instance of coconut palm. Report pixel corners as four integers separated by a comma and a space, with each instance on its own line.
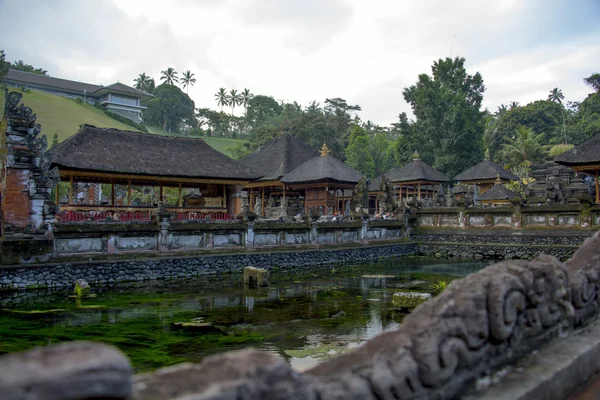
133, 73, 154, 93
584, 73, 600, 92
214, 88, 229, 112
181, 70, 196, 93
502, 126, 549, 166
160, 67, 179, 85
495, 104, 508, 116
548, 88, 568, 143
509, 101, 519, 110
227, 89, 243, 116
240, 88, 253, 115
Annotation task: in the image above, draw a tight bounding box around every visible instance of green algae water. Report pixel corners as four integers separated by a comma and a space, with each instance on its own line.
0, 259, 489, 372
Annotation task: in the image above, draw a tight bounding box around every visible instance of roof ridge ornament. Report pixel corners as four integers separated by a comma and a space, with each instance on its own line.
495, 172, 501, 185
412, 150, 420, 161
320, 143, 331, 157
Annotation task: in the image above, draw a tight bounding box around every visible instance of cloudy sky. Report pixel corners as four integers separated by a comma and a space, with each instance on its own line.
1, 0, 599, 124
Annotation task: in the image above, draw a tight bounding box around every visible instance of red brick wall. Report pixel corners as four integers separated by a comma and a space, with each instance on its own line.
3, 169, 32, 231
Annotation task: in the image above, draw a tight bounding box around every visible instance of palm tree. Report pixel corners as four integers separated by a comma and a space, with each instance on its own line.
495, 104, 508, 116
502, 126, 549, 166
214, 88, 229, 112
160, 67, 179, 85
133, 73, 154, 93
584, 73, 600, 92
227, 89, 243, 116
240, 88, 253, 115
181, 70, 196, 93
509, 101, 519, 110
548, 87, 568, 143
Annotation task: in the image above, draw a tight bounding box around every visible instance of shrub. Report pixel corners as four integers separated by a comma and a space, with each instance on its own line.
549, 143, 574, 157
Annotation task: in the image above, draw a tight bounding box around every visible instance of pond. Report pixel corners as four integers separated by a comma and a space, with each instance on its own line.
0, 258, 490, 372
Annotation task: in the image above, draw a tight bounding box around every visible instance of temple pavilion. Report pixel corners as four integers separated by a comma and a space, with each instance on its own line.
49, 125, 253, 221
242, 135, 318, 218
454, 156, 519, 193
477, 179, 517, 206
383, 152, 450, 201
555, 133, 600, 204
280, 144, 362, 215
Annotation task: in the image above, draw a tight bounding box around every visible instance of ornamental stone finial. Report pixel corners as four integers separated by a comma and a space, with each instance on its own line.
320, 143, 330, 157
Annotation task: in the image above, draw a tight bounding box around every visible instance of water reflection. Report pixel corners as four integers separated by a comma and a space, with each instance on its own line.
0, 259, 489, 372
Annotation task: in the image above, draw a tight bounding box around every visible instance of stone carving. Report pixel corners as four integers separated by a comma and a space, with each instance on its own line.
254, 198, 262, 216
433, 185, 446, 207
120, 232, 600, 400
351, 177, 369, 213
241, 196, 249, 212
377, 177, 397, 214
3, 90, 58, 235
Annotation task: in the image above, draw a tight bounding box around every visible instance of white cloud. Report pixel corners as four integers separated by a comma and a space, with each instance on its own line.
0, 0, 598, 126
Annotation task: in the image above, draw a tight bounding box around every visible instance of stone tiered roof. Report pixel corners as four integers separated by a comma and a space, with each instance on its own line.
49, 125, 253, 180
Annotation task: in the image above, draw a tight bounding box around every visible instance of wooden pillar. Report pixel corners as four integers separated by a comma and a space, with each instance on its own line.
596, 170, 599, 205
261, 187, 265, 217
398, 184, 402, 202
68, 176, 74, 205
177, 183, 182, 207
375, 195, 379, 213
127, 179, 132, 206
55, 183, 60, 205
111, 182, 115, 206
249, 189, 254, 211
159, 185, 164, 202
335, 189, 339, 213
418, 183, 421, 200
223, 185, 227, 211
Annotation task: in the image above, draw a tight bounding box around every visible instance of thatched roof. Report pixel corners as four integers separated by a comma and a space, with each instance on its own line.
280, 153, 363, 185
384, 160, 450, 183
454, 160, 519, 182
242, 135, 319, 181
478, 184, 516, 201
369, 175, 383, 192
49, 125, 253, 180
554, 133, 600, 167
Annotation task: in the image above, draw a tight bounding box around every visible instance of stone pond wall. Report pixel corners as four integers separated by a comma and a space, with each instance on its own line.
0, 243, 418, 290
3, 231, 600, 400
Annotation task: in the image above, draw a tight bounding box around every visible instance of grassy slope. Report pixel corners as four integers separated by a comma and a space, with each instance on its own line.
146, 126, 248, 157
1, 88, 248, 157
3, 88, 138, 141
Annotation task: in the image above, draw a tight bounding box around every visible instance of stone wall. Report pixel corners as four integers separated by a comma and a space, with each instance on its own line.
0, 243, 418, 290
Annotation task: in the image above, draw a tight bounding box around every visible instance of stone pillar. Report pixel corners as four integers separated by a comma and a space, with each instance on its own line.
511, 198, 522, 229
580, 194, 592, 227
246, 221, 255, 247
158, 217, 170, 252
361, 216, 369, 241
309, 219, 318, 244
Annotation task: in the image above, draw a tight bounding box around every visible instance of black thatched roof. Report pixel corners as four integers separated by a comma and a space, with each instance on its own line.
554, 133, 600, 166
384, 160, 450, 183
242, 135, 319, 181
369, 175, 383, 191
478, 184, 516, 201
49, 125, 253, 180
280, 153, 363, 185
454, 160, 519, 182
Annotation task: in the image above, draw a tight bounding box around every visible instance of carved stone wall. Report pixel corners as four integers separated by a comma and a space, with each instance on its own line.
2, 90, 58, 236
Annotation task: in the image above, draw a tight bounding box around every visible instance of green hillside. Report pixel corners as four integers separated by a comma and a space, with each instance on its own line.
1, 88, 248, 157
2, 88, 138, 141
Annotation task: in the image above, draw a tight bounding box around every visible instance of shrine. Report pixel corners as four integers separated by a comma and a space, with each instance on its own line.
477, 177, 518, 206
242, 135, 318, 218
382, 152, 450, 202
555, 133, 600, 204
49, 125, 253, 221
280, 144, 362, 216
454, 152, 519, 193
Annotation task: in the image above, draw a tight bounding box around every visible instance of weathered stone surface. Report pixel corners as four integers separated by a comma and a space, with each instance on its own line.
243, 267, 269, 287
0, 341, 132, 400
392, 291, 432, 309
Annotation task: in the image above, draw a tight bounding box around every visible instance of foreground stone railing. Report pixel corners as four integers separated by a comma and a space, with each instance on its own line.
2, 230, 599, 399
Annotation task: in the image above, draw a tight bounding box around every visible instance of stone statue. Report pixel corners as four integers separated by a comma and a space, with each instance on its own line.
434, 185, 446, 207
446, 186, 456, 207
351, 177, 369, 213
378, 177, 397, 214
254, 198, 262, 216
241, 196, 249, 212
268, 196, 275, 208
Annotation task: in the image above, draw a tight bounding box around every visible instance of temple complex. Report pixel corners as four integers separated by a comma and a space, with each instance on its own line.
49, 125, 253, 221
280, 144, 362, 216
242, 135, 318, 218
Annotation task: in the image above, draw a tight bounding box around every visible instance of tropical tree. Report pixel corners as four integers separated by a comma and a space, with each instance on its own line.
144, 84, 195, 133
0, 50, 8, 80
214, 88, 229, 112
509, 101, 519, 110
345, 126, 375, 178
548, 87, 568, 143
181, 70, 196, 93
160, 67, 179, 85
227, 89, 243, 116
584, 73, 600, 93
241, 88, 253, 115
501, 126, 549, 166
133, 73, 155, 93
10, 59, 47, 75
402, 57, 485, 177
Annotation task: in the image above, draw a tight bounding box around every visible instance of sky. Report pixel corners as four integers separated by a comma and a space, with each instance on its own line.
1, 0, 599, 125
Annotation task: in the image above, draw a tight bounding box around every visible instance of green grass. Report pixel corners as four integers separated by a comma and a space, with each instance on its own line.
3, 88, 139, 142
146, 126, 247, 157
2, 87, 248, 157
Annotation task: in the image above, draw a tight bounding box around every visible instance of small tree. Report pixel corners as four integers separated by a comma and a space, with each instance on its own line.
345, 126, 375, 178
